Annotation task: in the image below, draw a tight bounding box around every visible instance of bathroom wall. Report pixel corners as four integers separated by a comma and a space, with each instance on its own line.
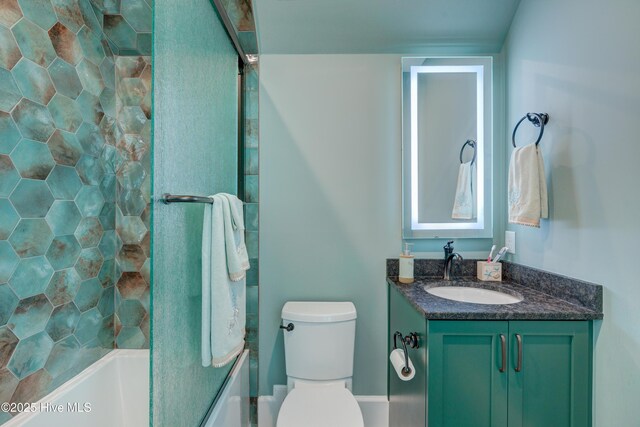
89, 0, 151, 55
0, 0, 117, 422
152, 0, 239, 425
259, 55, 402, 396
114, 56, 151, 349
503, 0, 640, 424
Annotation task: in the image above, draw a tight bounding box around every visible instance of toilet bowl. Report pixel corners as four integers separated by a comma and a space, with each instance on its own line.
276, 385, 364, 427
276, 301, 364, 427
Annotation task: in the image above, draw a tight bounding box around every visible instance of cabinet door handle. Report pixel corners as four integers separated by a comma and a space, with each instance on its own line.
499, 334, 506, 373
515, 334, 523, 372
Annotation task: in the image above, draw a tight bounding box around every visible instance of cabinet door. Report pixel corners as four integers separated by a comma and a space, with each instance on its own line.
388, 285, 427, 427
428, 321, 509, 427
508, 321, 592, 427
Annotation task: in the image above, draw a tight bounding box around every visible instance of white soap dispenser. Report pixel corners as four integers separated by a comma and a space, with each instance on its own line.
399, 243, 415, 284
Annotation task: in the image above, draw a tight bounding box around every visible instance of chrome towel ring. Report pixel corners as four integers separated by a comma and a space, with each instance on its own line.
512, 113, 550, 147
459, 139, 477, 165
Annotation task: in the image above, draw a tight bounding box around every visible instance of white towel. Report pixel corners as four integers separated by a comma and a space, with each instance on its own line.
508, 144, 548, 227
202, 194, 249, 368
452, 161, 474, 219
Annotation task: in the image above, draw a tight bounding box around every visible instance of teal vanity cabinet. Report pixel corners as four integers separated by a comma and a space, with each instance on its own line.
389, 285, 593, 427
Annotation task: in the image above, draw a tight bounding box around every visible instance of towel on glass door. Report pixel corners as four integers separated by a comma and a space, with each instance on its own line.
508, 144, 548, 227
452, 161, 474, 219
202, 194, 250, 368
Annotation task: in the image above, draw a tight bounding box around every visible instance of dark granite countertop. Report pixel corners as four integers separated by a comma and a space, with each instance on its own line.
387, 260, 603, 321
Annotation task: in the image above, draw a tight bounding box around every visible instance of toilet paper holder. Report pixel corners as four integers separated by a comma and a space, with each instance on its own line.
393, 331, 419, 374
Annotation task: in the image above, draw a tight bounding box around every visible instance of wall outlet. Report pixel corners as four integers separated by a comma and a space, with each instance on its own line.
505, 231, 516, 254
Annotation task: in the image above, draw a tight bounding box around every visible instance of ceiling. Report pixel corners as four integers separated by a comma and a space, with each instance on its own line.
254, 0, 521, 54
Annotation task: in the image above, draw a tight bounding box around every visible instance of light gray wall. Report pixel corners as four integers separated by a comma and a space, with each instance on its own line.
258, 54, 402, 395
504, 0, 640, 424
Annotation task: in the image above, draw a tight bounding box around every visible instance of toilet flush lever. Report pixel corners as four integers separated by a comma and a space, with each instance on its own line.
280, 323, 294, 332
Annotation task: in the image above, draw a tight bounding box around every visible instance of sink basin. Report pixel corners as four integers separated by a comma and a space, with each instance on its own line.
424, 285, 523, 305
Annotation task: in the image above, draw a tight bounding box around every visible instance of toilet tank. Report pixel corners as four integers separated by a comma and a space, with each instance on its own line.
282, 302, 357, 381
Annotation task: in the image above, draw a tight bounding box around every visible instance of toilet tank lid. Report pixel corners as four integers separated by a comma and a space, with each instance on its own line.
282, 302, 357, 323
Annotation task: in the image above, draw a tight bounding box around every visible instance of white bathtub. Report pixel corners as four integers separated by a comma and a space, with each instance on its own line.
6, 350, 149, 427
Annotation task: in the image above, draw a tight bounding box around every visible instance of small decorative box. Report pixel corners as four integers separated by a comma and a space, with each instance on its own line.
477, 261, 502, 281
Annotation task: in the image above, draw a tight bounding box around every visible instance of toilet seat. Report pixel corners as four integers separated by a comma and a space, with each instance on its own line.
276, 387, 364, 427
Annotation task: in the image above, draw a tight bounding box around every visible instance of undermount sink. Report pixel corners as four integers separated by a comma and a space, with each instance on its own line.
424, 285, 523, 305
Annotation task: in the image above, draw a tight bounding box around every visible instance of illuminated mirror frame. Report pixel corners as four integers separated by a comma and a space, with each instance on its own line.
402, 57, 493, 239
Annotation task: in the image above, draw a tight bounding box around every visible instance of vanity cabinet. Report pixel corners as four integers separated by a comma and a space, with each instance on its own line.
389, 285, 593, 427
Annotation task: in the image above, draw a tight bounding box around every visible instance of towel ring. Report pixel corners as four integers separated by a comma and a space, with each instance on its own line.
459, 139, 477, 165
512, 113, 550, 147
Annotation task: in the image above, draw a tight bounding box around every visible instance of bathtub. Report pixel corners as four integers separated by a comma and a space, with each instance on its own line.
5, 350, 149, 427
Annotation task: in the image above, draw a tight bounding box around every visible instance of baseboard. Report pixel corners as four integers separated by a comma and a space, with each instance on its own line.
258, 386, 388, 427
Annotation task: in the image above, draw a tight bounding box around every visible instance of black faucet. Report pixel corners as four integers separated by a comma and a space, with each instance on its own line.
443, 241, 463, 281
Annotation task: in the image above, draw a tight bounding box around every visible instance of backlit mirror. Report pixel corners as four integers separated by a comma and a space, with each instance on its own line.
402, 57, 493, 239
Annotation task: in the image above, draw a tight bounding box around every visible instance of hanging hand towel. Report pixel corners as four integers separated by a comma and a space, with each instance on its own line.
202, 194, 249, 368
508, 144, 548, 227
452, 161, 474, 219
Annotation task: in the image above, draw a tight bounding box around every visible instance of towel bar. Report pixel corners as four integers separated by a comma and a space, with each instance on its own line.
160, 194, 245, 204
512, 113, 549, 147
459, 139, 477, 165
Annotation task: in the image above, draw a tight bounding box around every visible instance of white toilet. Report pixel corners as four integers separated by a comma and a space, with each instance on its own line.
276, 301, 364, 427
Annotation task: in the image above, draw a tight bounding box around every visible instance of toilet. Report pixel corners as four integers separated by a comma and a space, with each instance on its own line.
276, 301, 364, 427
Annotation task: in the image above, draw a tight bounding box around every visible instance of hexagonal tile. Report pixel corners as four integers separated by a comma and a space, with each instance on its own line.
11, 98, 56, 142
47, 130, 83, 168
117, 77, 146, 106
75, 185, 104, 216
76, 0, 101, 33
119, 106, 146, 134
0, 68, 22, 113
74, 217, 102, 248
8, 219, 54, 258
116, 272, 145, 299
73, 307, 101, 344
120, 0, 151, 32
116, 160, 145, 190
99, 86, 115, 117
117, 299, 144, 327
0, 326, 19, 367
9, 257, 53, 298
99, 56, 115, 90
0, 155, 19, 197
97, 287, 113, 317
0, 200, 19, 240
0, 285, 19, 326
10, 368, 53, 404
45, 200, 81, 234
76, 59, 104, 97
12, 58, 56, 105
46, 164, 82, 199
115, 326, 144, 348
99, 172, 116, 201
115, 55, 145, 79
7, 293, 53, 340
9, 179, 54, 218
0, 112, 21, 154
0, 242, 19, 284
77, 26, 104, 66
50, 0, 85, 34
0, 0, 23, 27
47, 94, 83, 132
104, 15, 136, 51
76, 155, 104, 186
76, 121, 105, 157
98, 201, 115, 231
116, 216, 145, 244
116, 244, 145, 272
97, 258, 115, 287
46, 235, 81, 270
11, 139, 55, 179
74, 277, 102, 311
11, 18, 56, 67
17, 0, 57, 30
75, 247, 102, 279
0, 25, 21, 70
97, 229, 115, 258
45, 268, 81, 306
44, 335, 80, 377
45, 302, 80, 342
48, 57, 83, 99
76, 90, 103, 124
7, 330, 54, 379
